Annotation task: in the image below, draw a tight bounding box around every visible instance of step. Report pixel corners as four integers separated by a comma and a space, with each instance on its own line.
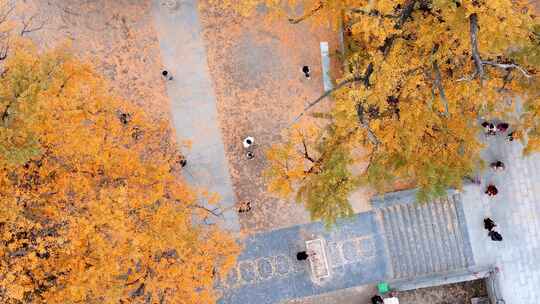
428, 199, 450, 272
407, 203, 428, 275
381, 209, 400, 278
441, 196, 465, 269
395, 204, 416, 278
379, 191, 473, 281
388, 205, 410, 278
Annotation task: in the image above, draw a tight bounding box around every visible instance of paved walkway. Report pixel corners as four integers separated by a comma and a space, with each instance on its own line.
461, 135, 540, 304
217, 212, 388, 304
150, 0, 239, 232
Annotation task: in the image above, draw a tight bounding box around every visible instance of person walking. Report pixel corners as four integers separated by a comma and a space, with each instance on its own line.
371, 295, 384, 304
243, 136, 254, 149
482, 121, 496, 135
302, 66, 310, 79
296, 251, 309, 261
507, 132, 515, 142
296, 250, 316, 261
484, 218, 496, 231
162, 70, 173, 80
497, 122, 509, 133
490, 161, 505, 171
488, 230, 503, 241
485, 184, 498, 196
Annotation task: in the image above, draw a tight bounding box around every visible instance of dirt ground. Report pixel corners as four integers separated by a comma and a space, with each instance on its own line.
17, 0, 168, 120
398, 280, 488, 304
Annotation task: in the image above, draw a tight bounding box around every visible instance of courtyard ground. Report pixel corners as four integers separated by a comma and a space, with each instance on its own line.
21, 0, 169, 120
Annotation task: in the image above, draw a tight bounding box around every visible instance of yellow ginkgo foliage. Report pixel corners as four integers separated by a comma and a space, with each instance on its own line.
0, 41, 239, 303
226, 0, 539, 225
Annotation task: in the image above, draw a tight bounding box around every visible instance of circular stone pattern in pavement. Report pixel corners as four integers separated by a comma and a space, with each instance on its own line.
239, 261, 256, 282
226, 267, 239, 286
275, 255, 290, 275
257, 258, 273, 279
342, 241, 359, 262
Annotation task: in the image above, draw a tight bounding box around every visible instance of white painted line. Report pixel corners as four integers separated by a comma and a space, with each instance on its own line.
320, 42, 333, 92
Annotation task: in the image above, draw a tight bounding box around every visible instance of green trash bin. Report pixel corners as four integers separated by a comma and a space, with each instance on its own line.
377, 282, 390, 294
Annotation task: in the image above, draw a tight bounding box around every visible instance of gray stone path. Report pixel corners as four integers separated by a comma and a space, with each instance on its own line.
150, 0, 239, 232
461, 135, 540, 304
217, 211, 388, 304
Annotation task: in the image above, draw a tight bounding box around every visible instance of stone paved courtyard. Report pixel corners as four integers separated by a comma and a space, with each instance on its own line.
461, 134, 540, 304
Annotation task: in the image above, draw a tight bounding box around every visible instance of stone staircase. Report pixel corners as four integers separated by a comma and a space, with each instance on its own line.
374, 190, 474, 280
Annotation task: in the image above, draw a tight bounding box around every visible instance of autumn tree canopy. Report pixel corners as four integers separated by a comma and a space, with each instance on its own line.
0, 41, 239, 303
221, 0, 540, 225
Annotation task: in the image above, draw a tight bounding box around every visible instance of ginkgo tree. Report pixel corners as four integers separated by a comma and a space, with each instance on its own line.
0, 41, 239, 303
218, 0, 539, 225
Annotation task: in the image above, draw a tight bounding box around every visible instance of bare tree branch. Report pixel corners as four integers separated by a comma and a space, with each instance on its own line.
395, 0, 417, 29
0, 36, 9, 60
482, 60, 532, 78
302, 127, 360, 178
291, 74, 366, 124
432, 60, 449, 117
20, 15, 45, 37
499, 69, 513, 92
469, 13, 484, 85
456, 71, 477, 82
0, 2, 14, 25
288, 2, 324, 24
356, 103, 380, 146
193, 205, 222, 217
349, 8, 397, 18
300, 133, 316, 163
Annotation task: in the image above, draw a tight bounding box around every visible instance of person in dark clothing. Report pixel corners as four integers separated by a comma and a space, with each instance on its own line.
238, 201, 252, 214
490, 160, 505, 171
497, 122, 509, 133
162, 70, 173, 80
296, 251, 309, 261
371, 295, 384, 304
484, 218, 496, 231
482, 121, 496, 135
302, 66, 310, 79
487, 123, 496, 135
507, 132, 515, 142
489, 230, 503, 241
485, 184, 499, 196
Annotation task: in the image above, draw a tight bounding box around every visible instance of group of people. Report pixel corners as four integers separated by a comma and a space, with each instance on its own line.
480, 121, 513, 242
243, 136, 255, 160
484, 218, 503, 242
484, 160, 505, 196
237, 201, 252, 214
481, 120, 514, 197
481, 121, 514, 141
